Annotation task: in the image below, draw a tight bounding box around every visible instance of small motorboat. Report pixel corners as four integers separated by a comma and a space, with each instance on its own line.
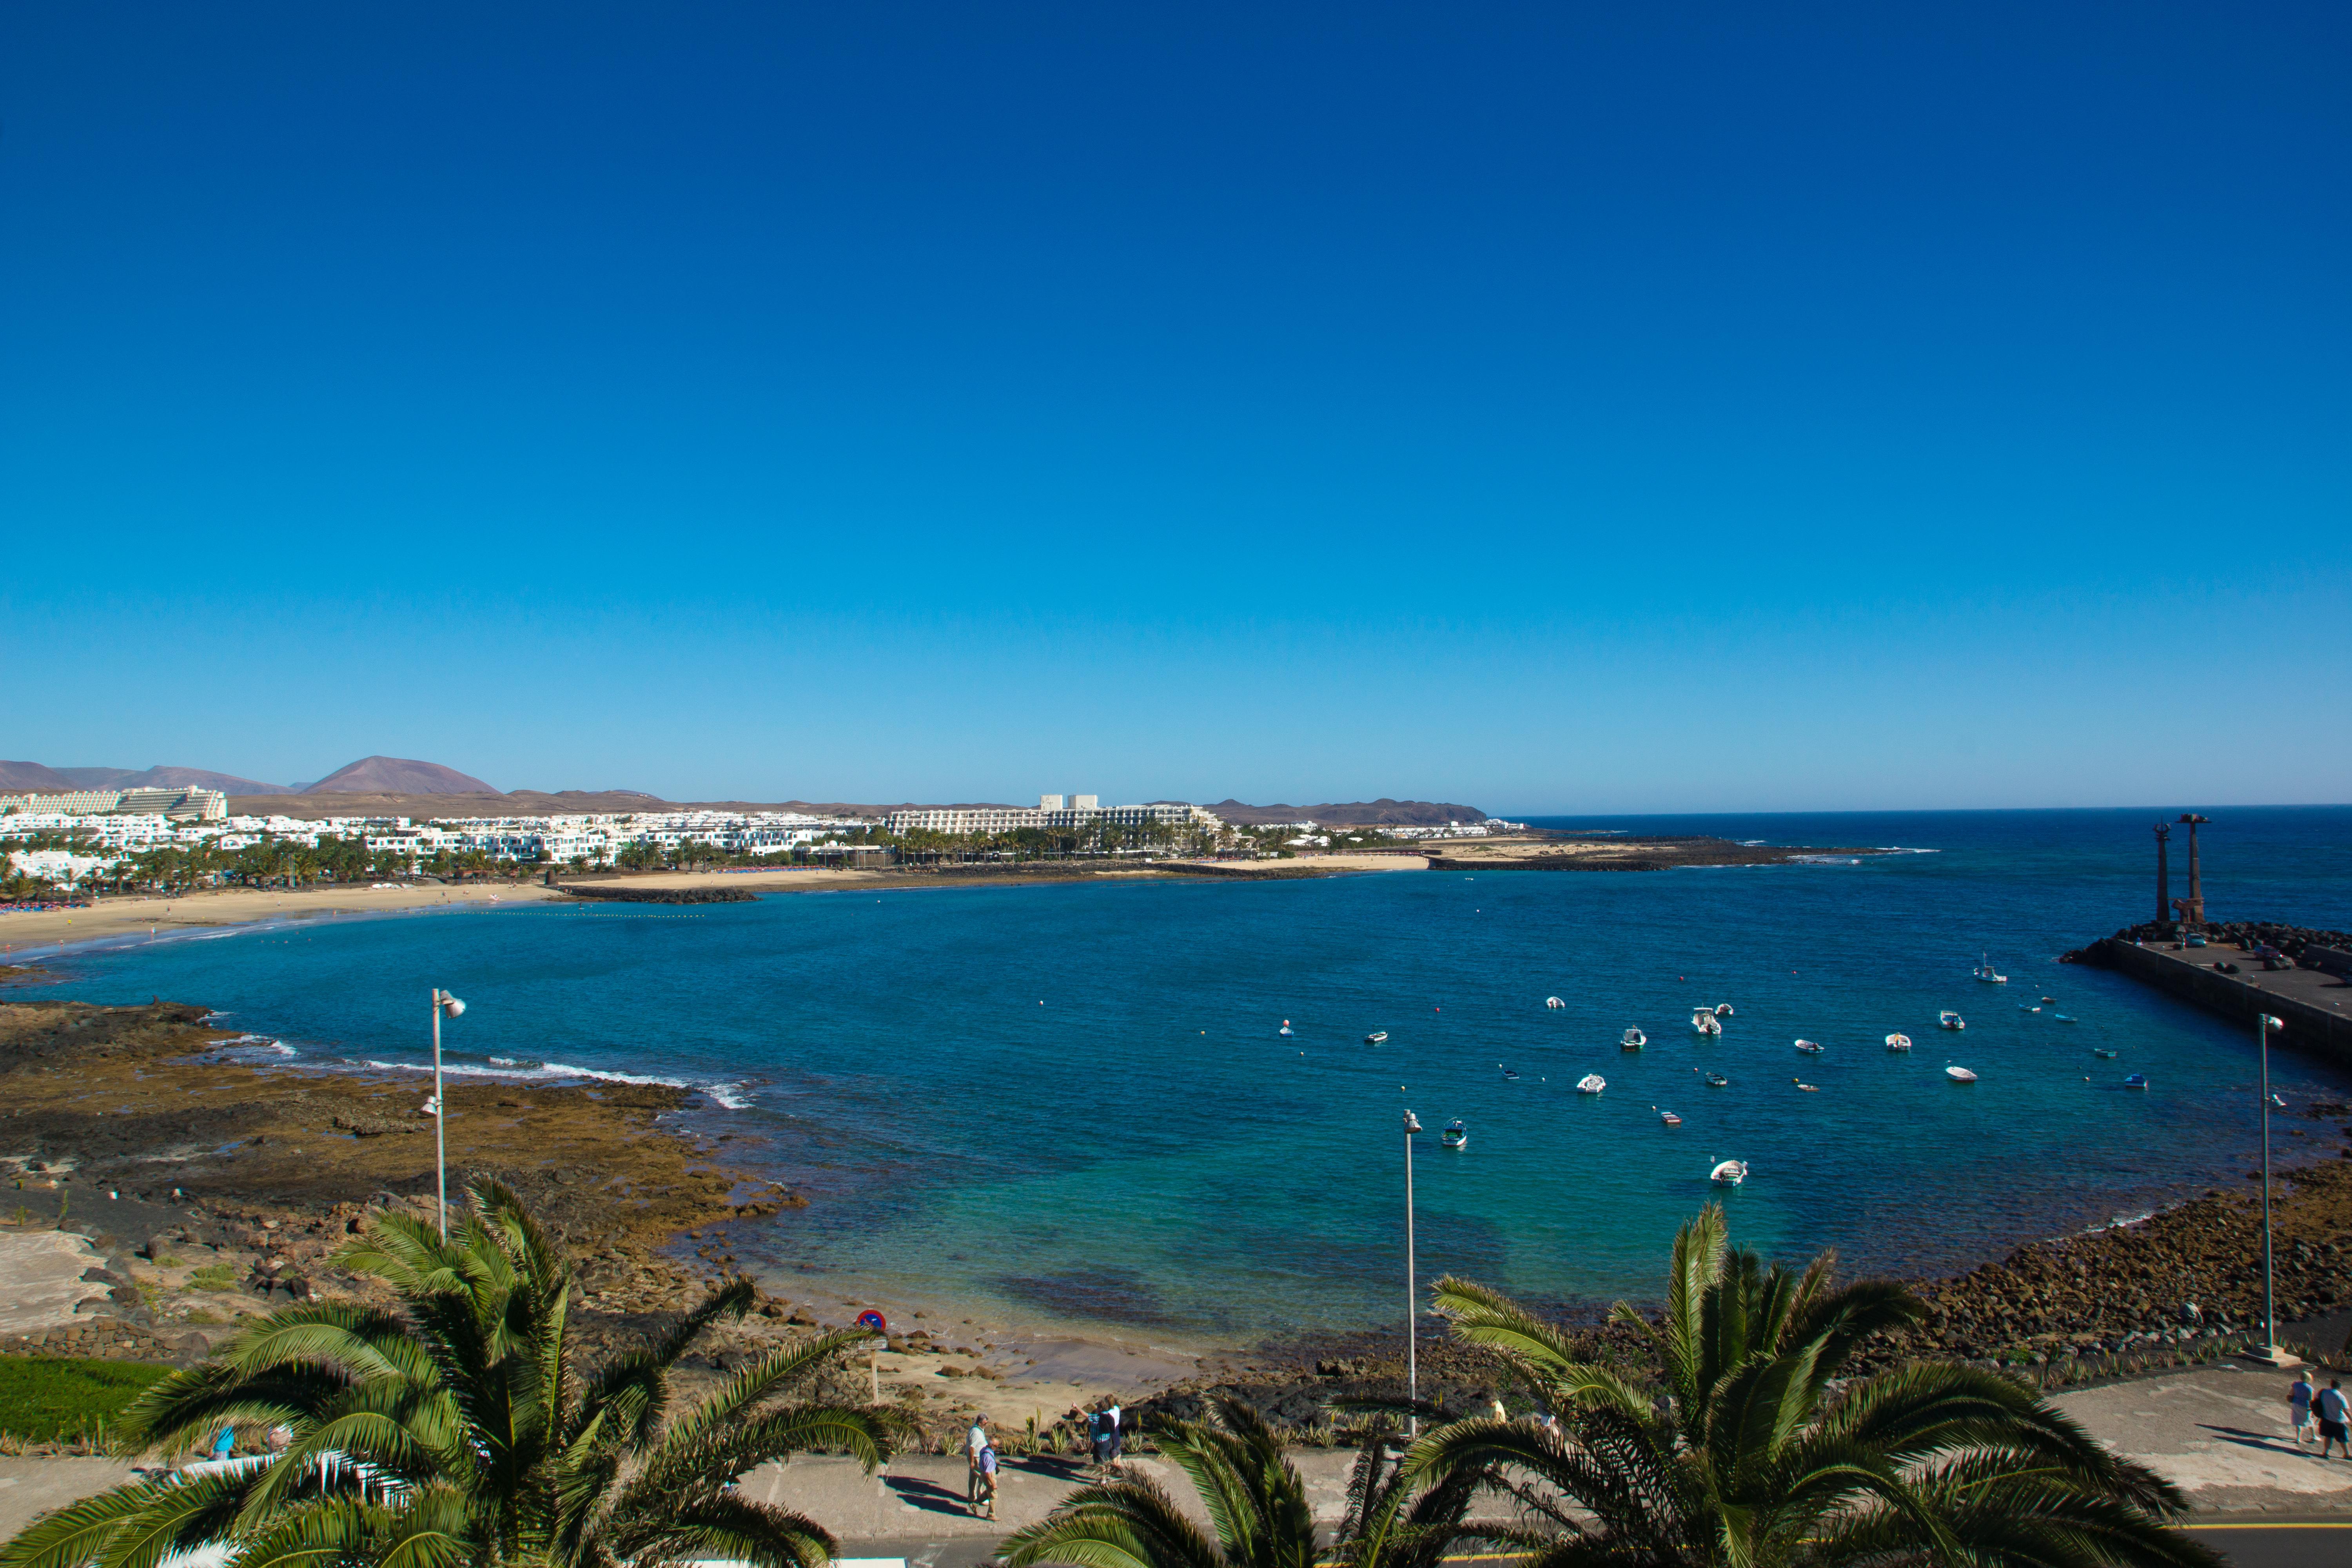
1975, 955, 2007, 984
2040, 996, 2056, 1004
1709, 1158, 1748, 1187
1793, 1078, 1819, 1092
1365, 1031, 1388, 1044
1621, 1026, 1648, 1050
1885, 1033, 1913, 1052
2018, 1004, 2041, 1013
1703, 1071, 1729, 1087
1713, 1003, 1734, 1018
1656, 1107, 1682, 1127
1794, 1039, 1823, 1054
1501, 1067, 1520, 1080
1691, 1009, 1722, 1037
1945, 1065, 1978, 1083
1441, 1120, 1468, 1150
2091, 1048, 2118, 1059
2123, 1073, 2149, 1089
2052, 1013, 2075, 1024
1279, 1020, 1293, 1037
1938, 1011, 1965, 1031
1575, 1074, 1606, 1095
1544, 996, 1565, 1009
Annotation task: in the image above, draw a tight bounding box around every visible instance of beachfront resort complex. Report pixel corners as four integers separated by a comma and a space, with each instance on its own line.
1, 788, 1512, 892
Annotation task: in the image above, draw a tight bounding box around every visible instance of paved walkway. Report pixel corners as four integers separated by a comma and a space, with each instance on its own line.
2050, 1361, 2352, 1512
0, 1233, 113, 1336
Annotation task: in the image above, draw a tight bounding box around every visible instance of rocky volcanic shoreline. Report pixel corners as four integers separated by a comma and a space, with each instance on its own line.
11, 991, 2352, 1450
1426, 835, 1886, 873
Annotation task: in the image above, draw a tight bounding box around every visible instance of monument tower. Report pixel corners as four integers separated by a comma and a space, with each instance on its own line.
2170, 813, 2209, 927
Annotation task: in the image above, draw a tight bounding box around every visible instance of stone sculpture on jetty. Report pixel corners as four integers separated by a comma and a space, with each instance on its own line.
2170, 812, 2208, 927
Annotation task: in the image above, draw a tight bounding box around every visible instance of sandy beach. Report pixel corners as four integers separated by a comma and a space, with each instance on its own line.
0, 856, 1443, 959
0, 868, 892, 956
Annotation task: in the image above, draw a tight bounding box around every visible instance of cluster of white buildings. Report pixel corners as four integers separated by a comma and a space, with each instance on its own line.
4, 787, 1511, 886
0, 806, 873, 882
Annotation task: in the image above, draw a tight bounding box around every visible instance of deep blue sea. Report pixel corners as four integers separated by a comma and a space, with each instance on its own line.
14, 807, 2352, 1346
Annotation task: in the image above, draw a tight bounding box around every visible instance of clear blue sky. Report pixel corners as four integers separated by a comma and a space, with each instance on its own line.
4, 4, 2345, 811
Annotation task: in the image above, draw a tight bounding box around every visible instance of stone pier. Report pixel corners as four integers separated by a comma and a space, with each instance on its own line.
2080, 936, 2352, 1066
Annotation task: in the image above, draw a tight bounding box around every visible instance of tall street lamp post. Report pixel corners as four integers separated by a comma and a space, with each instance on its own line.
430, 989, 467, 1238
1403, 1107, 1422, 1434
2258, 1012, 2287, 1360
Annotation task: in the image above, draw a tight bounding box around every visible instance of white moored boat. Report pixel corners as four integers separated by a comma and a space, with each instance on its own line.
1365, 1030, 1388, 1044
1885, 1033, 1913, 1052
1709, 1158, 1748, 1187
1545, 996, 1565, 1009
1691, 1009, 1722, 1037
1621, 1026, 1647, 1049
1441, 1119, 1468, 1149
1944, 1065, 1978, 1083
1938, 1011, 1965, 1030
1794, 1039, 1823, 1054
1279, 1020, 1293, 1037
1575, 1074, 1606, 1095
1974, 954, 2007, 984
1657, 1108, 1682, 1127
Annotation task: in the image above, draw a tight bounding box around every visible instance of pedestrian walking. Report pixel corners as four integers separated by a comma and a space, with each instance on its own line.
966, 1415, 989, 1508
1087, 1400, 1112, 1475
2317, 1379, 2352, 1460
976, 1439, 999, 1521
2290, 1372, 2316, 1445
1105, 1399, 1125, 1471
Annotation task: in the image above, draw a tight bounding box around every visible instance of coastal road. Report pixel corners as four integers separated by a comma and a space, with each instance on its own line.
2183, 1519, 2352, 1566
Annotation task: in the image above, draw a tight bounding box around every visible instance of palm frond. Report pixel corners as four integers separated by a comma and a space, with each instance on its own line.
1000, 1475, 1225, 1568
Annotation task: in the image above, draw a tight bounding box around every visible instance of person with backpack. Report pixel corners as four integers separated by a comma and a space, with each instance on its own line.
1104, 1399, 1124, 1471
2289, 1372, 2316, 1446
2316, 1379, 2351, 1460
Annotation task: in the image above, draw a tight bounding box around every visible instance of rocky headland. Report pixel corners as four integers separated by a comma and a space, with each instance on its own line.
1427, 836, 1884, 872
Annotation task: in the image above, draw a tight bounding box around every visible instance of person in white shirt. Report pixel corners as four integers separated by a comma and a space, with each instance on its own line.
966, 1417, 990, 1505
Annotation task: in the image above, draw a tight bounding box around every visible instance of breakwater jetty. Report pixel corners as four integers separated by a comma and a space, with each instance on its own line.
2065, 920, 2352, 1064
554, 884, 757, 905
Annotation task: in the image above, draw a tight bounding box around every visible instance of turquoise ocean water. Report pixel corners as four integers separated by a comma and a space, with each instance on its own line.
15, 807, 2351, 1343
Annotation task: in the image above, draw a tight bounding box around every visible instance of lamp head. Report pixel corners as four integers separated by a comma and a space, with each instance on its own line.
1403, 1110, 1423, 1134
440, 996, 466, 1018
2263, 1014, 2284, 1033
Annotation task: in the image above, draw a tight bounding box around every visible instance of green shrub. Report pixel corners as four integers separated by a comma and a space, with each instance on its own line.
0, 1359, 171, 1444
186, 1264, 237, 1292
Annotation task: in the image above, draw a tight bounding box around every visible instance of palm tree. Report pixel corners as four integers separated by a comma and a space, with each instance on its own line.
1001, 1396, 1492, 1568
1411, 1205, 2218, 1568
0, 1180, 893, 1568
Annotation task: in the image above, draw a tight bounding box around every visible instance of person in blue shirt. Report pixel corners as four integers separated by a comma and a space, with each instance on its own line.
2315, 1379, 2351, 1461
210, 1425, 235, 1462
975, 1441, 998, 1521
2289, 1373, 2316, 1446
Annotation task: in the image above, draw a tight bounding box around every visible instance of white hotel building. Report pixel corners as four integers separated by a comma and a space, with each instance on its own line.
882, 795, 1222, 837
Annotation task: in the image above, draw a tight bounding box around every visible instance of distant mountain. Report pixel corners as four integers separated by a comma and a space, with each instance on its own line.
303, 756, 501, 795
11, 762, 291, 793
0, 760, 81, 792
1209, 797, 1491, 827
